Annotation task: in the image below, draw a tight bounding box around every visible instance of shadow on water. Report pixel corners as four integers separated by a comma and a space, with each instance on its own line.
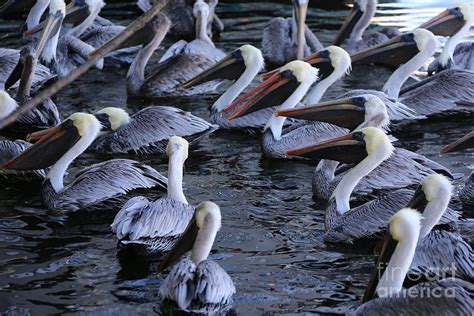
0, 0, 473, 314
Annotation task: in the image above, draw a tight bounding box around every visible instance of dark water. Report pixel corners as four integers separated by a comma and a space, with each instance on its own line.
0, 1, 473, 314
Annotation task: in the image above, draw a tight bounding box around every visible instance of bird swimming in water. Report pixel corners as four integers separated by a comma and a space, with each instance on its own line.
111, 136, 195, 255
3, 113, 167, 212
158, 201, 235, 314
89, 106, 216, 155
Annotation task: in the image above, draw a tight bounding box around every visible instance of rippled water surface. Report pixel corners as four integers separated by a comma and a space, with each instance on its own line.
0, 0, 473, 314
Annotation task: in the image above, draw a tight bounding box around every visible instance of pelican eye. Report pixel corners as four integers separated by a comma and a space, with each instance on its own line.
352, 97, 366, 108
352, 131, 365, 143
319, 50, 330, 59
231, 49, 243, 61
448, 7, 462, 17
401, 33, 415, 43
280, 70, 297, 81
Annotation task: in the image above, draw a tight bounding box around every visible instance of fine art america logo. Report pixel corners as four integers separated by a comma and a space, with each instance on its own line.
376, 262, 458, 298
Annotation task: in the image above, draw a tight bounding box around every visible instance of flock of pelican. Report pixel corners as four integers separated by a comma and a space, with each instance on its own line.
0, 0, 473, 313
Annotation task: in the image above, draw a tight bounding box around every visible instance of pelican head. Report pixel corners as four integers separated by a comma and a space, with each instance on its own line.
441, 131, 474, 154
158, 201, 222, 272
4, 113, 101, 171
351, 28, 437, 68
287, 126, 393, 164
0, 91, 18, 121
363, 208, 422, 301
277, 94, 388, 131
166, 136, 189, 161
407, 173, 453, 238
418, 3, 472, 37
226, 60, 319, 120
181, 45, 264, 89
333, 0, 377, 46
94, 107, 131, 132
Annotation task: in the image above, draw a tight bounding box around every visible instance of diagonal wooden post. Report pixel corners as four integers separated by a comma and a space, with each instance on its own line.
0, 0, 168, 130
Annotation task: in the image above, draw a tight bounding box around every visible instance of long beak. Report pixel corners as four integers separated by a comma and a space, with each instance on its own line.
157, 217, 199, 272
332, 2, 363, 46
226, 71, 298, 120
351, 33, 418, 67
261, 49, 331, 81
295, 1, 308, 60
406, 185, 428, 212
181, 51, 246, 89
362, 230, 397, 302
4, 59, 24, 90
30, 12, 64, 58
418, 7, 465, 37
440, 131, 474, 154
3, 120, 80, 170
286, 132, 367, 163
276, 97, 365, 130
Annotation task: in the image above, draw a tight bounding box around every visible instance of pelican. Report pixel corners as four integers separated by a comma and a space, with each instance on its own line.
261, 0, 323, 68
226, 48, 353, 159
278, 96, 451, 201
137, 0, 223, 39
111, 137, 195, 254
287, 127, 457, 243
89, 106, 216, 155
428, 42, 474, 75
405, 174, 473, 283
332, 0, 401, 54
2, 47, 60, 139
3, 113, 167, 212
441, 131, 474, 206
0, 138, 46, 185
158, 201, 235, 314
124, 2, 225, 98
353, 208, 473, 315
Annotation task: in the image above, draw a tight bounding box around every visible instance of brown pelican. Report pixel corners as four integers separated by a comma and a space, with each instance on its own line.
137, 0, 223, 39
406, 173, 473, 283
279, 96, 451, 201
158, 201, 235, 314
111, 136, 195, 254
125, 2, 225, 98
3, 113, 167, 212
226, 48, 353, 159
332, 0, 401, 54
2, 47, 60, 139
262, 0, 323, 68
353, 208, 473, 315
0, 139, 46, 185
441, 131, 474, 206
287, 127, 457, 243
89, 106, 217, 155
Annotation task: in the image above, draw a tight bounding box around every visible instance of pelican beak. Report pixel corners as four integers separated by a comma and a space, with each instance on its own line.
333, 2, 363, 46
351, 32, 418, 67
3, 120, 81, 170
406, 185, 428, 212
418, 7, 465, 37
440, 131, 474, 154
4, 59, 24, 90
287, 131, 368, 163
261, 49, 332, 81
362, 230, 397, 302
4, 46, 36, 90
28, 11, 64, 58
226, 69, 300, 120
276, 97, 366, 130
294, 0, 309, 60
181, 49, 246, 89
157, 217, 199, 273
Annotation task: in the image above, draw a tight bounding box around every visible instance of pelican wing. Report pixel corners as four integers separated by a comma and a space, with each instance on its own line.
341, 89, 420, 121
111, 197, 194, 241
16, 98, 61, 129
460, 173, 473, 205
57, 159, 167, 211
400, 69, 474, 116
410, 230, 474, 282
91, 106, 216, 154
352, 279, 474, 315
262, 17, 292, 67
159, 40, 189, 62
160, 258, 197, 311
194, 260, 236, 307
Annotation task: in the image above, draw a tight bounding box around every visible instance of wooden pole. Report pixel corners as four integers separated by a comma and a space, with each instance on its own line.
0, 0, 168, 130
